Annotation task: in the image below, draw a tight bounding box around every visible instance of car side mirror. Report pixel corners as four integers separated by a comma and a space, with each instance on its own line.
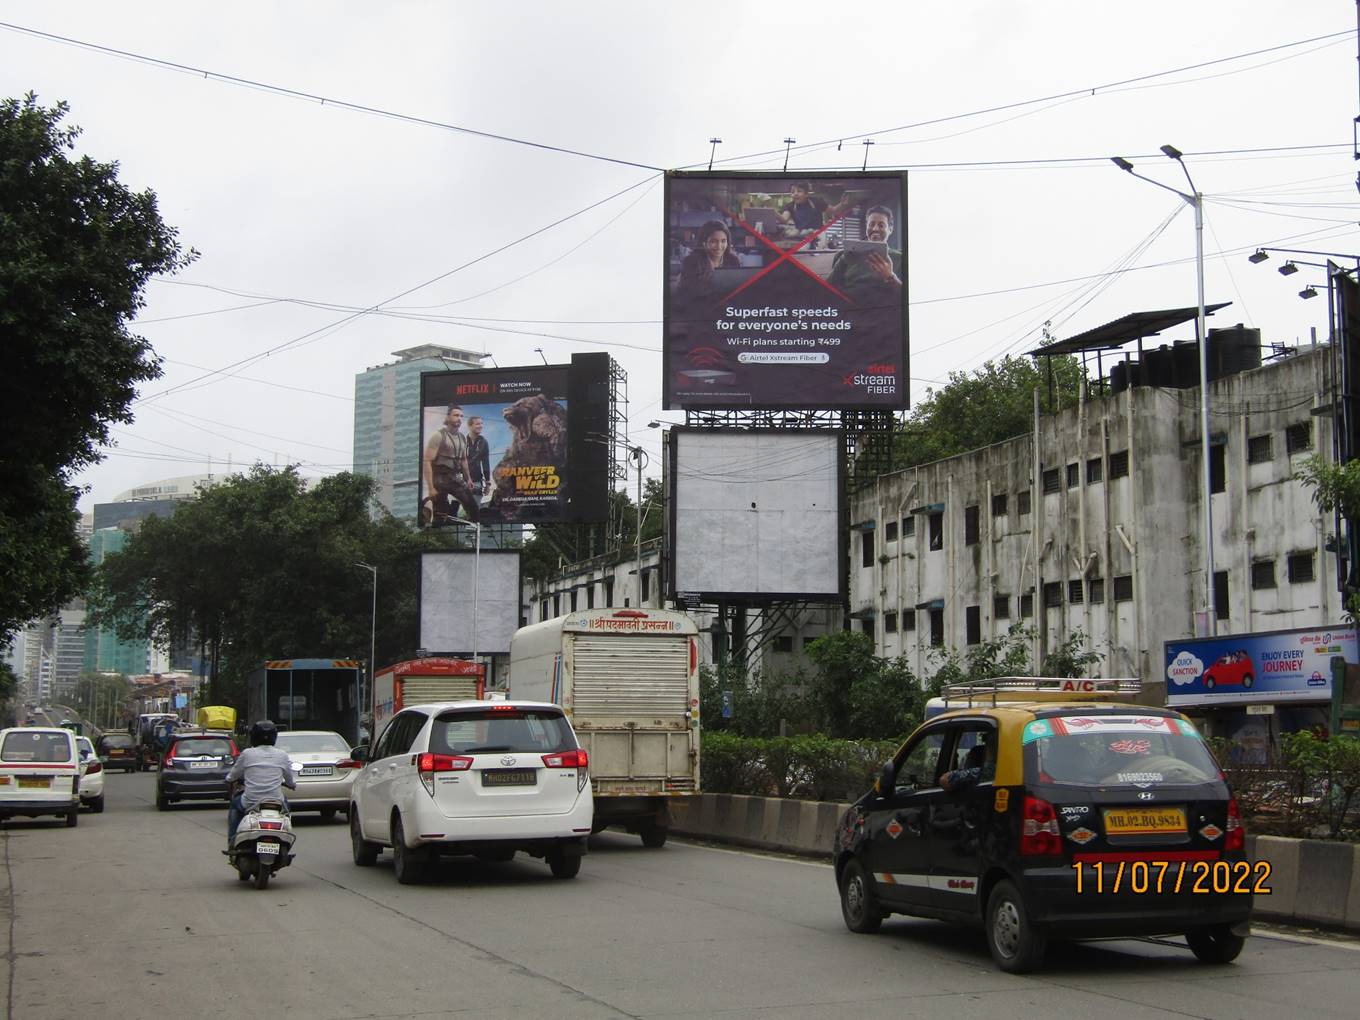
874, 760, 896, 796
350, 745, 369, 763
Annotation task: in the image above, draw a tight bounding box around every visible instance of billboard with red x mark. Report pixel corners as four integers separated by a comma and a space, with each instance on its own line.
664, 171, 908, 410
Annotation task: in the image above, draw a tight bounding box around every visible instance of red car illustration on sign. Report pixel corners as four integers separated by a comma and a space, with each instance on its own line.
1202, 651, 1255, 689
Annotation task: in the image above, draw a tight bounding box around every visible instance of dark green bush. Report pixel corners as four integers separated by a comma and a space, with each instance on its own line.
701, 732, 902, 802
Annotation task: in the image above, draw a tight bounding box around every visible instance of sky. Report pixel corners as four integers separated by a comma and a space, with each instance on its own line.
3, 2, 1358, 514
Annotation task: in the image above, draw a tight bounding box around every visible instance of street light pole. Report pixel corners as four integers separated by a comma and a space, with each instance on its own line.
1112, 146, 1215, 635
355, 562, 377, 739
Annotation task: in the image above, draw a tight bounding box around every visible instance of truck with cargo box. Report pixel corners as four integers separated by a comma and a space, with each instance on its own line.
246, 659, 363, 746
371, 657, 485, 737
508, 607, 700, 847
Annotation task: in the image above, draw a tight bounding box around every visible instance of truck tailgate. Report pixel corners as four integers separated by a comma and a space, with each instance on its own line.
577, 724, 695, 792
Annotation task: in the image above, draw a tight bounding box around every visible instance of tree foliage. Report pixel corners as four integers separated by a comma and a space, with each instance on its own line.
893, 354, 1087, 469
1295, 453, 1360, 622
0, 94, 195, 634
89, 467, 438, 708
520, 477, 663, 584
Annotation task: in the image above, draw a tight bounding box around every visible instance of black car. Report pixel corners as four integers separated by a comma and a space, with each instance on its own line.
156, 734, 239, 810
95, 733, 138, 773
834, 692, 1253, 973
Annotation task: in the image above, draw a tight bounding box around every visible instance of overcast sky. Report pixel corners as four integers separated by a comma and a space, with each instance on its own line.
3, 2, 1357, 513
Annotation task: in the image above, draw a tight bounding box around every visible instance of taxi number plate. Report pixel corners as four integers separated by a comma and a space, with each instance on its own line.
1103, 806, 1186, 835
189, 761, 219, 770
256, 841, 280, 855
301, 766, 333, 776
481, 769, 535, 787
17, 777, 50, 789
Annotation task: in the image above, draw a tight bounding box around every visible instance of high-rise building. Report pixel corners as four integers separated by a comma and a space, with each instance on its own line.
353, 344, 484, 520
83, 528, 152, 676
51, 603, 86, 699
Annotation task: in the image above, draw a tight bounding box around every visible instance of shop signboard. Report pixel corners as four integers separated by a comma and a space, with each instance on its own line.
1163, 626, 1357, 707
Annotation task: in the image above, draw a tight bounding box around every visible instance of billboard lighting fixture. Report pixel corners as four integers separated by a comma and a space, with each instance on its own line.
1299, 286, 1319, 300
1278, 261, 1299, 276
1248, 249, 1269, 264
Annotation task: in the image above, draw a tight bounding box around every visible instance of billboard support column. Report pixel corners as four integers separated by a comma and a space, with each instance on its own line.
631, 445, 648, 606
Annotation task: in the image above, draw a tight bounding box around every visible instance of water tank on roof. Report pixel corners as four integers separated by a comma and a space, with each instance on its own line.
1207, 324, 1262, 380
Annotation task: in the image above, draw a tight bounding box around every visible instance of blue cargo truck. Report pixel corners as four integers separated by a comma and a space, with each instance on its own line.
246, 659, 364, 746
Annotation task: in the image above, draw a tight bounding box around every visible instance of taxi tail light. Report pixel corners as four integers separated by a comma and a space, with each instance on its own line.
1225, 796, 1244, 851
86, 761, 102, 775
542, 749, 588, 769
1019, 795, 1062, 856
415, 753, 473, 796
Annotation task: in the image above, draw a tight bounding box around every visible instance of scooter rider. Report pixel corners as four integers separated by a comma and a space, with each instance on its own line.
226, 720, 295, 845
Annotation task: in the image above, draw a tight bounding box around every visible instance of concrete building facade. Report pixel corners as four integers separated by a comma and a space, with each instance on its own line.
849, 345, 1338, 687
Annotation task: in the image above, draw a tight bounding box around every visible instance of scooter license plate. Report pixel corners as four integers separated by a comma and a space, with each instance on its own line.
256, 841, 281, 855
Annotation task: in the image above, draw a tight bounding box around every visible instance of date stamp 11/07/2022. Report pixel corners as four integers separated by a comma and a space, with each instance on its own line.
1072, 860, 1272, 896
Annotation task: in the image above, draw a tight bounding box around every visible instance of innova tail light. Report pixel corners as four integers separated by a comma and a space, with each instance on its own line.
541, 749, 588, 769
415, 753, 473, 796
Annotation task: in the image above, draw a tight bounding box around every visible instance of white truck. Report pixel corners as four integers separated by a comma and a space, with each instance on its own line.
508, 607, 700, 847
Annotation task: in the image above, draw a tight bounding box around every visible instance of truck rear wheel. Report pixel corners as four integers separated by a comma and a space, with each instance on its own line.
640, 825, 668, 848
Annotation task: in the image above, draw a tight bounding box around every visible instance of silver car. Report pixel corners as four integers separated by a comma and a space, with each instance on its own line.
274, 730, 362, 821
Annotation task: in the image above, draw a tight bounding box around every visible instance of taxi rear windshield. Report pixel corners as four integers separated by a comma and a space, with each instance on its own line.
1023, 714, 1220, 787
431, 709, 575, 755
1, 732, 73, 763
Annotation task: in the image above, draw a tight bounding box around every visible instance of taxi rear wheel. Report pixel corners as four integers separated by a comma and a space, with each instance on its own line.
1186, 925, 1245, 964
839, 858, 883, 934
985, 880, 1046, 973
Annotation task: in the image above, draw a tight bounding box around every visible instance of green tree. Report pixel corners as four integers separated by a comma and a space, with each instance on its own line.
90, 467, 434, 708
0, 94, 195, 635
519, 478, 663, 586
893, 354, 1086, 469
1296, 453, 1360, 622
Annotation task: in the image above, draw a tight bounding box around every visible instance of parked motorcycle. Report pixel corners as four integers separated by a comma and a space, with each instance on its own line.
227, 762, 302, 889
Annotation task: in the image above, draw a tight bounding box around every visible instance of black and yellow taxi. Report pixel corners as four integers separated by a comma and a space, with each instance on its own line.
833, 678, 1254, 973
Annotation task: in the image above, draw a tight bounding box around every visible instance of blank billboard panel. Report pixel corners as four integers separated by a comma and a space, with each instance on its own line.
669, 430, 844, 600
419, 551, 521, 656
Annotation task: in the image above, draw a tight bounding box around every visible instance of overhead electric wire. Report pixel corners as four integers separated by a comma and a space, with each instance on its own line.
0, 21, 664, 172
134, 172, 660, 405
693, 28, 1354, 170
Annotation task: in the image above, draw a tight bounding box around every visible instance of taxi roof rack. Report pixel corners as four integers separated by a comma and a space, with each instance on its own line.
941, 676, 1142, 707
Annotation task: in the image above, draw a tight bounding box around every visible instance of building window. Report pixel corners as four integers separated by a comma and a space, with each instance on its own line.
929, 608, 945, 647
862, 529, 875, 568
994, 594, 1010, 620
1068, 579, 1084, 605
859, 617, 874, 638
1214, 570, 1230, 621
773, 635, 794, 653
884, 611, 898, 634
541, 599, 551, 621
1086, 457, 1103, 484
1288, 551, 1315, 584
1020, 592, 1034, 618
642, 570, 651, 602
1109, 450, 1129, 478
553, 593, 561, 616
992, 493, 1008, 517
1247, 434, 1272, 464
604, 578, 614, 605
586, 584, 595, 609
964, 505, 980, 545
885, 520, 898, 542
928, 512, 943, 550
1042, 467, 1060, 494
569, 589, 578, 611
966, 605, 981, 645
1251, 559, 1277, 590
1066, 462, 1079, 488
1285, 422, 1313, 454
1088, 577, 1105, 604
902, 516, 915, 537
1017, 490, 1031, 515
903, 609, 916, 631
1043, 581, 1063, 608
1113, 574, 1134, 602
1209, 443, 1226, 494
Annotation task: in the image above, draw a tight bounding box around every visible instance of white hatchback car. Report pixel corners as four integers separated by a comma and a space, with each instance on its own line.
0, 727, 81, 826
76, 736, 106, 813
349, 700, 593, 884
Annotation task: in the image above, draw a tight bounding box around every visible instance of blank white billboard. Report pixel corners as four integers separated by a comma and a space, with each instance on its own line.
670, 430, 843, 599
420, 551, 521, 656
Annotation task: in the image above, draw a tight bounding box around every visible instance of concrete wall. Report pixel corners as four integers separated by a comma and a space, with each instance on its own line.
671, 793, 1360, 932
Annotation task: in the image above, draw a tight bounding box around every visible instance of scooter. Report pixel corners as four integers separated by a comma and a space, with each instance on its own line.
227, 763, 301, 889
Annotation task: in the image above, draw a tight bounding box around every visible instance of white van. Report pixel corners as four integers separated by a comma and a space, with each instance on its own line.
0, 727, 81, 826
